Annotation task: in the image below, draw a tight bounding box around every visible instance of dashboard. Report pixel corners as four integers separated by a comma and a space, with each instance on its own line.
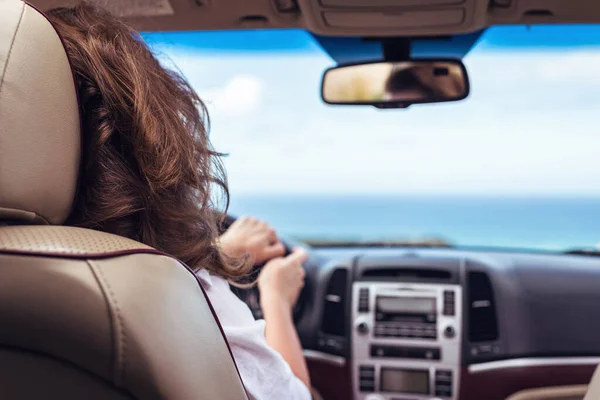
245, 246, 600, 400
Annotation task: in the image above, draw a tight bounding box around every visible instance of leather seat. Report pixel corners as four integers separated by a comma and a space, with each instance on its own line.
0, 1, 248, 399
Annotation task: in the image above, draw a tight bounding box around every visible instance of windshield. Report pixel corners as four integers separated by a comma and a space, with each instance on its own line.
143, 26, 600, 251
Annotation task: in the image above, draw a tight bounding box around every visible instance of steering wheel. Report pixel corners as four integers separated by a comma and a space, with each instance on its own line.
218, 214, 306, 322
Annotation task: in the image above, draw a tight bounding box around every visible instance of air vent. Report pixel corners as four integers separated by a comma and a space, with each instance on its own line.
468, 271, 499, 342
362, 268, 452, 281
321, 268, 348, 336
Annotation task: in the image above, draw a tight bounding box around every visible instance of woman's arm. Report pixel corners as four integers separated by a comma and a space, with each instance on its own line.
259, 250, 310, 390
261, 298, 311, 388
218, 217, 310, 389
259, 249, 311, 389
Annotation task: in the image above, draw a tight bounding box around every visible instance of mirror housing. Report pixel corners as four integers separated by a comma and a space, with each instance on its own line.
321, 59, 470, 109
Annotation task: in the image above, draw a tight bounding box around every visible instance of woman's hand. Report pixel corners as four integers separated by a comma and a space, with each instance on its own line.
258, 248, 311, 389
219, 216, 286, 264
258, 248, 308, 311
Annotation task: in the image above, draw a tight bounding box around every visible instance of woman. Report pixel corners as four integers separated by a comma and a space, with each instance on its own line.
47, 3, 311, 399
383, 66, 435, 102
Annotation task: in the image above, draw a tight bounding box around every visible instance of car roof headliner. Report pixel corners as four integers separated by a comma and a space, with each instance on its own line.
33, 0, 600, 35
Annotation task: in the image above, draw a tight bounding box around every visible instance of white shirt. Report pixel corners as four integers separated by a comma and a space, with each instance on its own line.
196, 269, 312, 400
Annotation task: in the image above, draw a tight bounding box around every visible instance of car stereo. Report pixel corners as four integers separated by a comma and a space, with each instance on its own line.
352, 282, 462, 400
374, 295, 438, 339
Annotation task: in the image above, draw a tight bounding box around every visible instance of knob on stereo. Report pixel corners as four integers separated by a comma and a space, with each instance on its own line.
356, 321, 369, 335
444, 325, 456, 339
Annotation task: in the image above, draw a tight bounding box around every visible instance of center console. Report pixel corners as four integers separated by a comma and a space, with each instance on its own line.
352, 281, 462, 400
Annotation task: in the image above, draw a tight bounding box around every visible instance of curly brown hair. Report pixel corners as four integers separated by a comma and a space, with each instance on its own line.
48, 3, 250, 279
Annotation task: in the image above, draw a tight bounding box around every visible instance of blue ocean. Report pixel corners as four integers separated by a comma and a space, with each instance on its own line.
228, 195, 600, 251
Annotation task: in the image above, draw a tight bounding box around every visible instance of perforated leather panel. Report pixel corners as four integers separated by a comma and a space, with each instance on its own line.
0, 225, 151, 255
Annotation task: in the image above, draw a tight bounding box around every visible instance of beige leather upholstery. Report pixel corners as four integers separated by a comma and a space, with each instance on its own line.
507, 386, 587, 400
0, 227, 248, 399
0, 0, 80, 225
584, 365, 600, 400
0, 1, 248, 399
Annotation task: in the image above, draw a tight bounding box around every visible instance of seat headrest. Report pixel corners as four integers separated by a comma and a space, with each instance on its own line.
0, 0, 80, 225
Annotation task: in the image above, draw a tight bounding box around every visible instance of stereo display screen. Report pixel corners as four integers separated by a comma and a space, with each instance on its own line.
376, 296, 436, 314
380, 368, 429, 394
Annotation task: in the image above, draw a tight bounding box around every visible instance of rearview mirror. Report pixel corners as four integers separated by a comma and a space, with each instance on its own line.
321, 59, 469, 108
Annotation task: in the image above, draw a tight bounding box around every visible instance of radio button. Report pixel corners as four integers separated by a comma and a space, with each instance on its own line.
443, 307, 455, 316
358, 288, 370, 312
443, 290, 456, 316
360, 384, 375, 393
425, 328, 437, 338
409, 328, 421, 337
386, 327, 398, 336
435, 370, 454, 398
360, 370, 374, 378
359, 365, 376, 392
435, 389, 453, 397
435, 371, 452, 382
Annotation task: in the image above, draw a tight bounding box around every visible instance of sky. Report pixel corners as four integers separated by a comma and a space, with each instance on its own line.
142, 26, 600, 196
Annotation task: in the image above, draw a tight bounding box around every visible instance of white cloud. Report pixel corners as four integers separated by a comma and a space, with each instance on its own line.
154, 42, 600, 196
200, 74, 263, 117
467, 50, 600, 88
